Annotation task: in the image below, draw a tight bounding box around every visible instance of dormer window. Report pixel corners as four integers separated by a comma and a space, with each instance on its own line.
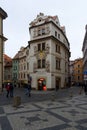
39, 19, 41, 22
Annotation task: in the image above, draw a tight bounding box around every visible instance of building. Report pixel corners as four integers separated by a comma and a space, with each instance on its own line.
0, 8, 7, 91
69, 61, 74, 86
28, 13, 70, 90
82, 25, 87, 78
12, 52, 19, 87
3, 54, 12, 84
18, 46, 29, 86
72, 58, 83, 85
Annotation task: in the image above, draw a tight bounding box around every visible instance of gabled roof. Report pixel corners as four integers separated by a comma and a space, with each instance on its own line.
4, 54, 12, 61
13, 52, 19, 60
4, 54, 12, 67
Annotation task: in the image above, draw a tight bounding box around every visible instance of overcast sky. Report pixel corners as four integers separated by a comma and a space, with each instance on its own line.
1, 0, 87, 60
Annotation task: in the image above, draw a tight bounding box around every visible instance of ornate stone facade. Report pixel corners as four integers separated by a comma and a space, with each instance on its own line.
28, 13, 70, 90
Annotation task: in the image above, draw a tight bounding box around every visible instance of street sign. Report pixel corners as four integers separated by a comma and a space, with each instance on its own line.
84, 75, 87, 80
84, 71, 87, 80
84, 70, 87, 75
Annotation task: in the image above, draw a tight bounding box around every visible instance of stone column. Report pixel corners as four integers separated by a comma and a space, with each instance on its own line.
0, 8, 8, 92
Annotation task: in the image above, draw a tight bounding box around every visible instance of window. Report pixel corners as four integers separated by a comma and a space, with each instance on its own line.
78, 76, 80, 80
42, 28, 45, 35
38, 43, 45, 51
38, 44, 41, 51
27, 62, 29, 70
78, 65, 80, 68
14, 66, 17, 70
38, 59, 45, 68
38, 30, 41, 36
24, 64, 26, 70
78, 70, 80, 73
39, 19, 41, 22
56, 58, 61, 70
38, 60, 41, 68
13, 73, 17, 78
55, 31, 57, 37
58, 34, 60, 39
42, 59, 45, 68
38, 28, 45, 36
56, 44, 60, 53
24, 73, 25, 79
42, 43, 45, 50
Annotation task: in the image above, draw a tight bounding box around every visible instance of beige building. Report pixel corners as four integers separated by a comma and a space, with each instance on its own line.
28, 13, 70, 90
18, 46, 29, 86
0, 8, 7, 91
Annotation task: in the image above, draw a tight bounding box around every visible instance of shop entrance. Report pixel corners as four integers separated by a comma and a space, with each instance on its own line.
55, 77, 60, 91
38, 78, 46, 90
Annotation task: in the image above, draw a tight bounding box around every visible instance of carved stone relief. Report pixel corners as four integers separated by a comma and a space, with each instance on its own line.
33, 44, 50, 72
46, 60, 50, 72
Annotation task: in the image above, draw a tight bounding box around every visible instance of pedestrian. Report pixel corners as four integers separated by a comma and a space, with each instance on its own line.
27, 74, 32, 97
25, 83, 29, 95
9, 83, 14, 97
84, 83, 87, 95
6, 83, 10, 98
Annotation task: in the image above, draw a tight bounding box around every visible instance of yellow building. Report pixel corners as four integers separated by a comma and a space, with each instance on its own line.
73, 58, 83, 85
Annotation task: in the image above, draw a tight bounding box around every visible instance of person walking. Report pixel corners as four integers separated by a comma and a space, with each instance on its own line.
84, 83, 87, 95
27, 74, 32, 97
6, 83, 10, 98
9, 83, 14, 97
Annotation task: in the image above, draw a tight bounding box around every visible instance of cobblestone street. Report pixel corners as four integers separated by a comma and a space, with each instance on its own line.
0, 87, 87, 130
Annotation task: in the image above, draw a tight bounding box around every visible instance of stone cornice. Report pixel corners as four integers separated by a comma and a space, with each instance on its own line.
0, 7, 8, 19
0, 34, 8, 41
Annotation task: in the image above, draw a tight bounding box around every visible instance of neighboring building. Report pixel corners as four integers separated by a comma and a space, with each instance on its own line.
12, 52, 19, 87
72, 58, 83, 85
82, 25, 87, 75
69, 61, 74, 85
28, 13, 70, 90
3, 54, 12, 83
0, 8, 7, 90
18, 46, 29, 86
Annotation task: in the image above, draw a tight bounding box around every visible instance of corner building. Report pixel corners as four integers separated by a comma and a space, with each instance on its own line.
28, 13, 70, 90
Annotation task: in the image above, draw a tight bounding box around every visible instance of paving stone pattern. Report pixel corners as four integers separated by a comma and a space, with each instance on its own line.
0, 95, 87, 130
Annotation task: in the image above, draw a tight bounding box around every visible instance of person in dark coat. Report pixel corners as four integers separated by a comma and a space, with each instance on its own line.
9, 83, 14, 97
27, 74, 32, 97
84, 83, 87, 95
6, 83, 10, 98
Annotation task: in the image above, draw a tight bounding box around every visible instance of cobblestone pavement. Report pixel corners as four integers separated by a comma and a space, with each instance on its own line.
0, 87, 87, 130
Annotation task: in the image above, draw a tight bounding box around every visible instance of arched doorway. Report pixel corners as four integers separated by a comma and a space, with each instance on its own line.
38, 78, 46, 90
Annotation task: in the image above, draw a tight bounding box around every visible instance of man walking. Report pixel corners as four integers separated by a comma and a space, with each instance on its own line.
27, 74, 32, 97
6, 83, 10, 98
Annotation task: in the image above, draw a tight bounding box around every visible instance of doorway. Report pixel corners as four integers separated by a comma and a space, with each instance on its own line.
55, 77, 60, 91
38, 78, 46, 90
